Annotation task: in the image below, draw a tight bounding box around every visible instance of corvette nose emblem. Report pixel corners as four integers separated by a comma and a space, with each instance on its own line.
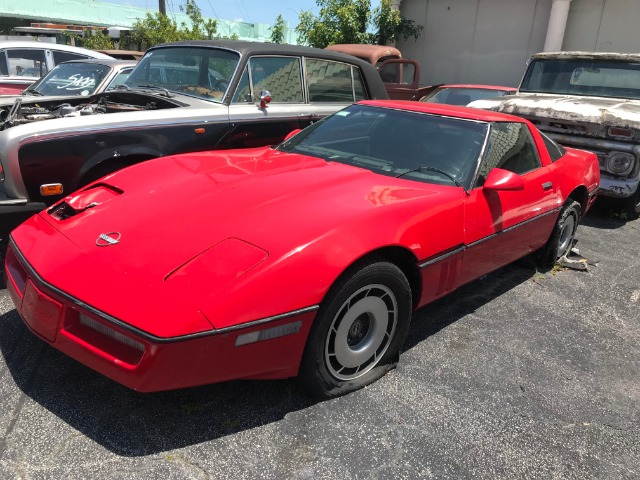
96, 232, 121, 246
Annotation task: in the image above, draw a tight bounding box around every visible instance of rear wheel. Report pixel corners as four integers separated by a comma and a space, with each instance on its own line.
536, 200, 581, 267
298, 258, 412, 397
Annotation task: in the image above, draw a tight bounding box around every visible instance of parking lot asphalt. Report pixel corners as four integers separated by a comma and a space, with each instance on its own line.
0, 204, 638, 480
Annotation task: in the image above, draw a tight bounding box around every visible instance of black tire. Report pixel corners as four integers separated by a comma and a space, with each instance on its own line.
298, 258, 412, 398
536, 200, 582, 267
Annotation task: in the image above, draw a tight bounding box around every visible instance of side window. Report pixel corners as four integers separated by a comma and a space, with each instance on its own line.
52, 51, 89, 65
540, 131, 566, 162
7, 49, 47, 77
248, 56, 303, 103
306, 59, 358, 103
379, 61, 416, 84
231, 66, 251, 103
106, 68, 134, 90
476, 122, 541, 187
0, 50, 7, 75
353, 67, 367, 100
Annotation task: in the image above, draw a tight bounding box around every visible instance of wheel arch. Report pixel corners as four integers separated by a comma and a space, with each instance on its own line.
567, 185, 589, 217
323, 245, 422, 311
76, 148, 162, 188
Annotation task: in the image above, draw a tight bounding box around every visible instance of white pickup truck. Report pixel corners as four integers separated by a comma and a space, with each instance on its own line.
470, 52, 640, 218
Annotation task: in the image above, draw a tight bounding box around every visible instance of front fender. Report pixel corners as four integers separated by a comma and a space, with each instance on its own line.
76, 145, 163, 183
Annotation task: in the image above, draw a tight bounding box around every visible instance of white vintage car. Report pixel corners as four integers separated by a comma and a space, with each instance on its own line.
0, 40, 388, 241
0, 41, 112, 95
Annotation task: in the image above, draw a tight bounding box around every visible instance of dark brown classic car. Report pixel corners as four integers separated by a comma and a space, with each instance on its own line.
325, 44, 433, 100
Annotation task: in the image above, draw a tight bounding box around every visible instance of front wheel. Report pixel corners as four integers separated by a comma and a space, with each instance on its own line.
298, 258, 412, 398
536, 200, 582, 267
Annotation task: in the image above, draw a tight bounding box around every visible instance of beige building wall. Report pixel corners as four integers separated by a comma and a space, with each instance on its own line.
563, 0, 640, 52
397, 0, 640, 88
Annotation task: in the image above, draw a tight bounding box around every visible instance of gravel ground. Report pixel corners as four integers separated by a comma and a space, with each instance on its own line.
0, 206, 638, 479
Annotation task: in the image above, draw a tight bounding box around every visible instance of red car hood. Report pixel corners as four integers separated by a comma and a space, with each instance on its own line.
14, 147, 457, 336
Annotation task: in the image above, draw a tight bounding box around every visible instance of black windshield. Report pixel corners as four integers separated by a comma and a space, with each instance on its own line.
278, 104, 488, 190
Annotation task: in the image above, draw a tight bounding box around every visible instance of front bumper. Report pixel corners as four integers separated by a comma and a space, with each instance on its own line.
5, 242, 316, 392
598, 174, 639, 199
546, 132, 639, 199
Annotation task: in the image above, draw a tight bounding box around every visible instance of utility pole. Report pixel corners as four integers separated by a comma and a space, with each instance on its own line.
159, 0, 166, 15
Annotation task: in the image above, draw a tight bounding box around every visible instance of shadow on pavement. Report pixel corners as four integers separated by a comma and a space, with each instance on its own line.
0, 260, 536, 456
582, 198, 633, 230
404, 261, 534, 352
0, 310, 319, 456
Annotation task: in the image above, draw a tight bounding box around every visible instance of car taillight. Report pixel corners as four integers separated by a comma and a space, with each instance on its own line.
0, 163, 4, 182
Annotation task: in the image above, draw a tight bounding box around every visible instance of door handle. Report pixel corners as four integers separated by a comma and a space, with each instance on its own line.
542, 181, 553, 191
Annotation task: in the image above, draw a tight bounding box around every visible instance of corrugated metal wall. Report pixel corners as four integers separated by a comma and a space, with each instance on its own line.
398, 0, 640, 88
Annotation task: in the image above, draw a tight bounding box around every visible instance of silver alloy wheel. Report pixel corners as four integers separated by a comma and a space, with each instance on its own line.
324, 284, 398, 381
557, 212, 577, 257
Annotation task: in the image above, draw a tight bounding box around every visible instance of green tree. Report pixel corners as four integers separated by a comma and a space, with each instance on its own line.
65, 29, 113, 50
372, 0, 421, 45
295, 0, 422, 48
129, 0, 218, 50
181, 0, 218, 39
82, 29, 114, 50
270, 14, 287, 44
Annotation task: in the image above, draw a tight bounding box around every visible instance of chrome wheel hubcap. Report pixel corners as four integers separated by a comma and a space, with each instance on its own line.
557, 214, 576, 257
325, 284, 397, 381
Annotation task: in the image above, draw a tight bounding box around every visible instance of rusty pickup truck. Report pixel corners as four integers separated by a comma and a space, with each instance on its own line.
325, 44, 433, 100
470, 52, 640, 218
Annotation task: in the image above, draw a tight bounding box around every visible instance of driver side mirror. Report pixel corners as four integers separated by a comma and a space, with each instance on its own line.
283, 129, 302, 141
258, 90, 271, 109
483, 168, 524, 191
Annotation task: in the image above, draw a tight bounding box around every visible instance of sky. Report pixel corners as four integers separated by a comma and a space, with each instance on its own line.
105, 0, 322, 27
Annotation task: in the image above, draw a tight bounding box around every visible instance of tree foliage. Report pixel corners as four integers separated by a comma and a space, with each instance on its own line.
129, 0, 218, 50
295, 0, 422, 48
372, 0, 422, 45
270, 14, 287, 44
65, 29, 113, 50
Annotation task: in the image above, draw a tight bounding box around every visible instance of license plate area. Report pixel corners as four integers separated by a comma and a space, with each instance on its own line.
21, 280, 63, 343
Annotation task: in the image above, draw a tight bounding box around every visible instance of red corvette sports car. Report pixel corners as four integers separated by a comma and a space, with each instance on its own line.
5, 100, 599, 397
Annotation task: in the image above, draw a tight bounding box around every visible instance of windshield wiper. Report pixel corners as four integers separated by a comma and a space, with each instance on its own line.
395, 165, 469, 196
21, 89, 43, 96
130, 84, 173, 98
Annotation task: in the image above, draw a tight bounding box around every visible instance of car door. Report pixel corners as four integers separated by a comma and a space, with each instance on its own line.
225, 56, 372, 149
458, 121, 559, 285
226, 55, 309, 149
